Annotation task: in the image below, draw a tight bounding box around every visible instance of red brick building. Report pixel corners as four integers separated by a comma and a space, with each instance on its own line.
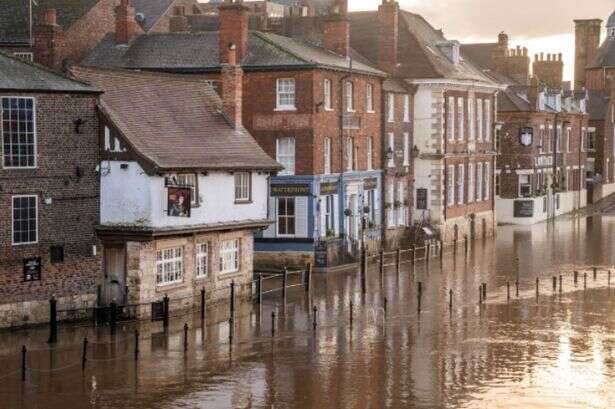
0, 0, 34, 59
0, 53, 101, 328
82, 0, 386, 270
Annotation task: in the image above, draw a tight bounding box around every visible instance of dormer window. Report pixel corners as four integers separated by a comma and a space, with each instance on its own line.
437, 40, 461, 65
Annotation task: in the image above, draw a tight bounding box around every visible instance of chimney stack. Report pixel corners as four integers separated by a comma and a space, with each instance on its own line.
533, 51, 564, 89
221, 43, 243, 129
34, 8, 65, 69
574, 19, 602, 90
377, 0, 399, 72
323, 0, 350, 57
219, 0, 249, 64
115, 0, 136, 45
169, 5, 189, 32
528, 76, 540, 112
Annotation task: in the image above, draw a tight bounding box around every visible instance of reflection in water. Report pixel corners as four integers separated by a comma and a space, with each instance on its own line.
1, 216, 615, 408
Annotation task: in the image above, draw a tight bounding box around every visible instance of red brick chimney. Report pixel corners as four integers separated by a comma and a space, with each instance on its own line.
528, 76, 540, 111
219, 0, 249, 64
169, 5, 189, 32
377, 0, 399, 72
323, 0, 349, 57
115, 0, 136, 45
221, 43, 244, 129
34, 8, 66, 70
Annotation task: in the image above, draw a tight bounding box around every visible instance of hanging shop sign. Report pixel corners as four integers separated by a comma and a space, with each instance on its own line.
168, 187, 191, 217
363, 178, 378, 190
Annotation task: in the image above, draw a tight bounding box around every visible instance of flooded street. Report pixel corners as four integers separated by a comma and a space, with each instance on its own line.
2, 213, 615, 409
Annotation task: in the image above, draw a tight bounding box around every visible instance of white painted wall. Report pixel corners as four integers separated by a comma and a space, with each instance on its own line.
101, 161, 269, 227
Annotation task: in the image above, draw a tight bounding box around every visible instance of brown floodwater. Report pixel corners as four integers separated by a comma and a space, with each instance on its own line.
2, 213, 615, 409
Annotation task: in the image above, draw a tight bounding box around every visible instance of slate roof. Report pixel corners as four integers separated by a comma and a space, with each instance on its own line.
71, 66, 281, 171
348, 10, 496, 84
587, 90, 610, 121
82, 30, 385, 75
0, 51, 98, 93
0, 0, 31, 45
589, 36, 615, 68
132, 0, 175, 32
32, 0, 99, 30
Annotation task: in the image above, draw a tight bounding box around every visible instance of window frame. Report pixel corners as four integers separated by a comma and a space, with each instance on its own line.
345, 81, 355, 112
277, 196, 296, 237
388, 93, 395, 122
403, 94, 410, 122
276, 137, 296, 176
447, 96, 455, 141
387, 132, 395, 168
403, 132, 410, 166
196, 242, 209, 279
346, 136, 354, 171
167, 173, 199, 207
446, 165, 455, 207
324, 137, 332, 174
519, 174, 532, 197
457, 97, 465, 141
156, 247, 184, 286
276, 78, 296, 111
366, 83, 375, 113
367, 136, 373, 171
476, 162, 483, 201
468, 163, 475, 203
457, 163, 465, 205
219, 239, 240, 275
234, 172, 252, 203
2, 96, 37, 169
324, 79, 332, 111
12, 194, 38, 246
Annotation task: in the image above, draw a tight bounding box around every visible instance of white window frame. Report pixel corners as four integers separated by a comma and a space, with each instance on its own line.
324, 194, 335, 235
367, 136, 373, 171
12, 194, 38, 245
156, 247, 184, 286
324, 137, 331, 174
276, 137, 295, 176
170, 173, 198, 206
484, 98, 491, 141
519, 174, 532, 197
276, 78, 296, 111
447, 165, 455, 207
457, 163, 465, 204
196, 243, 209, 278
476, 162, 483, 201
219, 239, 240, 275
2, 96, 37, 169
476, 98, 483, 141
468, 163, 475, 203
366, 83, 375, 113
447, 96, 455, 141
234, 172, 251, 202
345, 81, 354, 112
566, 127, 572, 153
387, 183, 395, 227
484, 162, 491, 200
324, 79, 332, 111
387, 93, 395, 122
403, 94, 410, 122
397, 181, 406, 226
387, 132, 395, 168
468, 97, 475, 141
457, 97, 464, 141
277, 197, 296, 237
403, 132, 410, 166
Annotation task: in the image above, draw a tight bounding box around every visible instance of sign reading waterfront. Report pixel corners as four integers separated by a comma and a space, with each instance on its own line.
271, 184, 311, 196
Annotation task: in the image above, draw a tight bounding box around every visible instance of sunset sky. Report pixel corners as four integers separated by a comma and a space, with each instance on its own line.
348, 0, 614, 81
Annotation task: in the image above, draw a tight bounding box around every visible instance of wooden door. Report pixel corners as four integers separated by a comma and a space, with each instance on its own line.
103, 246, 126, 305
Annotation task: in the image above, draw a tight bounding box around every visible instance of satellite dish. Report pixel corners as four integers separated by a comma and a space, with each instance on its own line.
135, 12, 145, 23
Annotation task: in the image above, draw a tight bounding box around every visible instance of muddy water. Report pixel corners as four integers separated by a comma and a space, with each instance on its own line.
2, 214, 615, 409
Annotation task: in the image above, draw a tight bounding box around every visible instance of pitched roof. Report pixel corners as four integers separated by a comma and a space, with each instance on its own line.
0, 51, 98, 93
460, 43, 496, 70
131, 0, 175, 32
589, 36, 615, 68
587, 90, 610, 120
82, 30, 385, 75
70, 66, 281, 171
348, 10, 495, 84
0, 0, 31, 45
32, 0, 99, 30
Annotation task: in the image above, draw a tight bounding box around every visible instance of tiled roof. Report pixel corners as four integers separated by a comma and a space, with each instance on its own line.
460, 43, 496, 70
0, 51, 98, 93
589, 36, 615, 68
0, 0, 31, 45
82, 30, 385, 75
71, 66, 281, 171
32, 0, 99, 30
349, 10, 495, 84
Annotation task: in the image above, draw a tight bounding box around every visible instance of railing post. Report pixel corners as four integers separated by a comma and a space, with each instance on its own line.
271, 311, 276, 337
464, 235, 469, 257
184, 323, 189, 352
349, 300, 354, 326
305, 263, 312, 293
258, 276, 263, 304
507, 281, 510, 302
396, 248, 401, 274
584, 272, 587, 290
449, 289, 453, 311
361, 248, 367, 295
412, 245, 416, 267
559, 275, 563, 294
379, 250, 385, 276
110, 301, 117, 335
426, 243, 431, 264
552, 276, 557, 292
515, 280, 519, 297
47, 296, 57, 344
574, 271, 578, 286
21, 345, 26, 382
134, 330, 140, 361
282, 267, 288, 301
312, 305, 318, 331
163, 295, 169, 331
536, 278, 539, 299
482, 283, 487, 301
200, 287, 206, 320
230, 281, 235, 318
439, 240, 444, 262
82, 337, 88, 371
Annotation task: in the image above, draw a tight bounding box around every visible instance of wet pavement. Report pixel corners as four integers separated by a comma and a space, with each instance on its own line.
2, 212, 615, 408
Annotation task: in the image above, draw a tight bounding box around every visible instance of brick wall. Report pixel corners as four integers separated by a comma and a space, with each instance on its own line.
0, 92, 101, 307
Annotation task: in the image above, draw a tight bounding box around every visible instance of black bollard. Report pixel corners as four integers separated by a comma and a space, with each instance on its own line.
536, 278, 539, 299
163, 295, 169, 330
465, 235, 469, 257
21, 345, 26, 382
200, 287, 206, 320
593, 267, 598, 280
584, 272, 587, 290
559, 275, 563, 294
184, 323, 189, 352
515, 280, 519, 297
110, 301, 117, 335
48, 297, 58, 344
479, 285, 482, 304
312, 306, 318, 331
271, 311, 276, 337
574, 271, 578, 286
230, 281, 235, 318
82, 337, 88, 371
383, 297, 388, 315
134, 330, 140, 361
449, 289, 453, 310
507, 281, 510, 302
228, 317, 234, 342
482, 283, 487, 301
379, 250, 385, 283
349, 300, 354, 326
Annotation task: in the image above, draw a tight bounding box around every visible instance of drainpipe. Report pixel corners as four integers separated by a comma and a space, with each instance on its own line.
339, 58, 353, 252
